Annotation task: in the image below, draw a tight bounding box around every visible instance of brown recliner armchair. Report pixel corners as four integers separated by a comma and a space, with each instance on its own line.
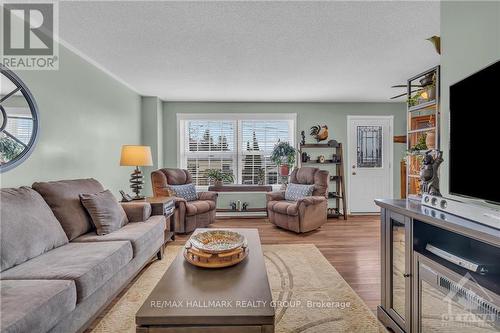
266, 167, 329, 233
151, 168, 218, 233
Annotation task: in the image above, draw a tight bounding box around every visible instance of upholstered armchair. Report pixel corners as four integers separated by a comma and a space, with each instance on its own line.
266, 167, 329, 233
151, 168, 218, 233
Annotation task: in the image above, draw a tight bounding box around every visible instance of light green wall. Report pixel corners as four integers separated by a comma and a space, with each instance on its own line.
440, 1, 500, 198
1, 45, 141, 195
162, 102, 407, 200
141, 96, 163, 196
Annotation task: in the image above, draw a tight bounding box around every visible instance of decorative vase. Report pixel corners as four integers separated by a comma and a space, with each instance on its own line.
426, 131, 436, 149
279, 165, 289, 176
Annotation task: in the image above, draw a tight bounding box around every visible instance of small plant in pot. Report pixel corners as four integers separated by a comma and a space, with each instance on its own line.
270, 141, 296, 176
205, 169, 234, 187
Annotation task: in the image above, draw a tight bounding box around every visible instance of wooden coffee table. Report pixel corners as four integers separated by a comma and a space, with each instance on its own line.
136, 228, 275, 333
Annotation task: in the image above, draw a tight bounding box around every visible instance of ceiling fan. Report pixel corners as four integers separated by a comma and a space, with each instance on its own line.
390, 71, 435, 99
390, 84, 423, 99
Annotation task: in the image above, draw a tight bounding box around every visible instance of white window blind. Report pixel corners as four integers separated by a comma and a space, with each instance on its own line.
240, 120, 292, 185
179, 114, 295, 186
184, 120, 236, 186
5, 116, 33, 145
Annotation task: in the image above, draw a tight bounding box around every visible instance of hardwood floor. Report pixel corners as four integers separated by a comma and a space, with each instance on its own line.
86, 215, 381, 331
172, 215, 381, 312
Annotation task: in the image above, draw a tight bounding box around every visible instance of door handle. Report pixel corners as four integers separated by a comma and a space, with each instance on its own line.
352, 165, 356, 169
352, 172, 356, 175
403, 273, 411, 278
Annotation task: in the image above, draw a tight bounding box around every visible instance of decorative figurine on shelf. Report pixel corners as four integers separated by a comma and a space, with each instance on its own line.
301, 152, 310, 163
300, 131, 306, 145
420, 150, 443, 196
327, 208, 339, 216
318, 155, 326, 163
310, 125, 329, 142
327, 139, 338, 147
230, 201, 237, 211
242, 202, 249, 211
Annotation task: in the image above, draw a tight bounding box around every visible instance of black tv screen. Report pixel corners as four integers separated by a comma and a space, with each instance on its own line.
449, 60, 500, 203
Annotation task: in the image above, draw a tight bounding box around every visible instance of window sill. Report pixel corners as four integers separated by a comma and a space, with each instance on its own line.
196, 185, 282, 192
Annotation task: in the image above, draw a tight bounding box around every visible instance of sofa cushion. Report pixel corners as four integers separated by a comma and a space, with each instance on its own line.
80, 190, 128, 235
267, 200, 299, 216
284, 183, 314, 201
0, 187, 69, 272
289, 167, 329, 197
164, 168, 193, 185
0, 280, 76, 333
169, 183, 197, 201
185, 200, 216, 216
32, 178, 105, 240
0, 242, 132, 302
73, 215, 165, 256
121, 201, 152, 222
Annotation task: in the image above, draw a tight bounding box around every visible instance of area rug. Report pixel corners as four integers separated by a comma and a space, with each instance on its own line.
90, 244, 386, 333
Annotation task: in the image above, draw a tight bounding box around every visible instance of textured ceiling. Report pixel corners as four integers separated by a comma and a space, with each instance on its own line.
58, 1, 440, 102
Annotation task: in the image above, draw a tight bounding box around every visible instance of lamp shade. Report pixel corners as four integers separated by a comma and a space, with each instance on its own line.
120, 145, 153, 166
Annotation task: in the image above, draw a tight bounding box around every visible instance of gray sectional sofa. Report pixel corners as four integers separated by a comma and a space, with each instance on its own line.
0, 179, 166, 333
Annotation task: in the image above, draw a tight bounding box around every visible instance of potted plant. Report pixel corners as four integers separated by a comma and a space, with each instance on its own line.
410, 133, 428, 152
0, 136, 23, 163
270, 141, 296, 176
205, 169, 234, 187
407, 92, 421, 107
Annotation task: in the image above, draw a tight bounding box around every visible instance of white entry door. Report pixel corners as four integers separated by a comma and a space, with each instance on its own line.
347, 116, 393, 213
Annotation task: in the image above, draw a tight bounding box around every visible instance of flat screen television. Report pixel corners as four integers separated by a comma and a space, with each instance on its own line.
449, 60, 500, 204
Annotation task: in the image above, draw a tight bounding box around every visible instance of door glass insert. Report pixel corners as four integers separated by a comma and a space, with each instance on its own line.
391, 218, 406, 321
357, 125, 382, 168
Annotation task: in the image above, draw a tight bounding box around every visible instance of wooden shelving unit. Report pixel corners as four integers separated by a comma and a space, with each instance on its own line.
406, 66, 440, 199
302, 160, 341, 164
299, 142, 347, 219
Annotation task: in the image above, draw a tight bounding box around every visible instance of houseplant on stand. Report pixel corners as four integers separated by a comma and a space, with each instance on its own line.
206, 169, 234, 187
270, 141, 296, 176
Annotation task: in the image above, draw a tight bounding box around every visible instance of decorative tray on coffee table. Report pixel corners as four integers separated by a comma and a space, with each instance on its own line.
184, 230, 249, 268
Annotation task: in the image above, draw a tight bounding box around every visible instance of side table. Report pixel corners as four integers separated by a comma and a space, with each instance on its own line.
140, 197, 176, 243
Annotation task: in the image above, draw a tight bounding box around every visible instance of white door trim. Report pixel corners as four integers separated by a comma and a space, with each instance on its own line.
346, 115, 394, 214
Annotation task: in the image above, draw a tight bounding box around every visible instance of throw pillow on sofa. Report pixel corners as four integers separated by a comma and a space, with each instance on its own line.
285, 183, 315, 201
0, 187, 69, 271
32, 178, 105, 240
80, 190, 128, 235
168, 183, 197, 201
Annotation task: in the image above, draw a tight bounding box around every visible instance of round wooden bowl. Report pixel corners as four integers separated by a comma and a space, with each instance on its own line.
183, 244, 249, 268
189, 230, 246, 254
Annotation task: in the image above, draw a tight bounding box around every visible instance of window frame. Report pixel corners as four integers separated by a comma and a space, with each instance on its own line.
177, 113, 296, 188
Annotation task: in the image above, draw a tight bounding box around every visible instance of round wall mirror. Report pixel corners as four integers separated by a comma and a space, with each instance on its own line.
0, 65, 39, 173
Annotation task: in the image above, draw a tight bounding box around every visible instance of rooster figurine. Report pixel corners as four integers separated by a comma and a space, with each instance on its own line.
310, 125, 329, 142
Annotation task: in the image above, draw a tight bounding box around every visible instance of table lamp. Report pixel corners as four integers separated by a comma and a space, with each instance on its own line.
120, 145, 153, 200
